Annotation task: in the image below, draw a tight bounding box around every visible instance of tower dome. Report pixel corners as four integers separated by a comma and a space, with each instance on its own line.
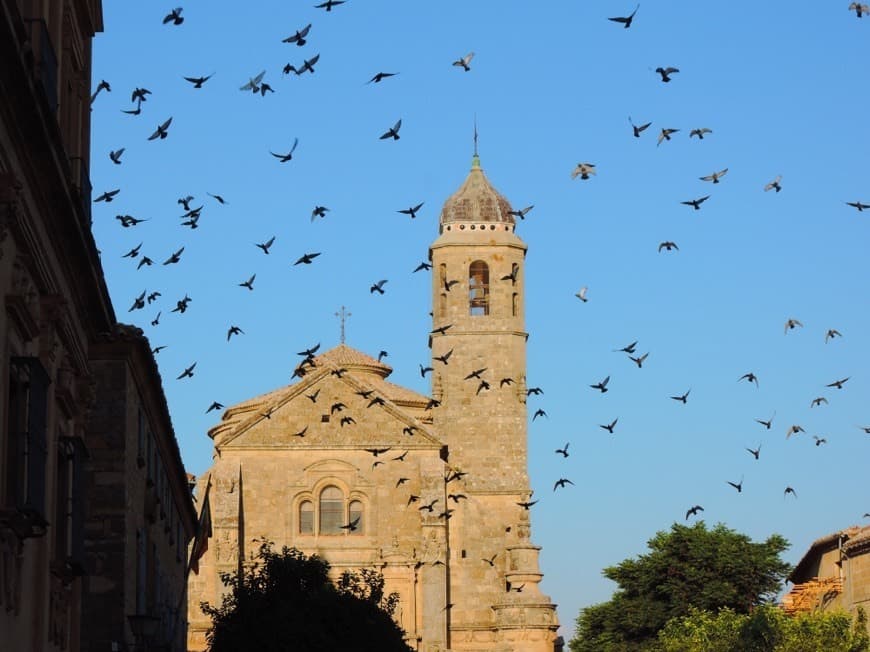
439, 155, 515, 227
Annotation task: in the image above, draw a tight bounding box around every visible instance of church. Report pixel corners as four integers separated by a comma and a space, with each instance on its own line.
186, 154, 561, 652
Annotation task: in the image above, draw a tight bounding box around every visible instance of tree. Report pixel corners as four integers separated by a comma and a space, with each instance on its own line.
657, 605, 870, 652
201, 541, 413, 652
570, 522, 792, 651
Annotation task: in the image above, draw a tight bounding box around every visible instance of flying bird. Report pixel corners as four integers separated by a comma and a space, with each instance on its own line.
629, 352, 649, 368
420, 364, 433, 377
227, 325, 244, 341
570, 163, 596, 180
206, 401, 224, 413
658, 241, 679, 252
553, 478, 574, 491
575, 286, 588, 302
452, 52, 474, 71
162, 7, 184, 25
813, 435, 828, 446
207, 192, 227, 205
846, 201, 870, 212
784, 318, 803, 333
116, 214, 147, 228
482, 554, 497, 567
240, 70, 266, 93
629, 116, 652, 138
516, 500, 538, 510
590, 376, 610, 393
398, 202, 424, 218
128, 290, 146, 312
95, 188, 120, 203
339, 516, 361, 531
700, 168, 728, 183
786, 424, 805, 439
283, 23, 311, 45
370, 279, 388, 294
146, 291, 160, 304
727, 477, 743, 493
271, 138, 299, 162
256, 236, 276, 254
284, 54, 320, 75
784, 486, 797, 498
849, 2, 869, 17
90, 79, 111, 104
655, 66, 679, 82
183, 73, 214, 88
122, 243, 143, 258
434, 349, 453, 365
599, 418, 618, 434
671, 388, 691, 403
109, 148, 125, 164
413, 261, 432, 273
825, 329, 842, 342
555, 443, 570, 458
826, 377, 850, 389
315, 0, 345, 11
294, 252, 321, 265
311, 205, 329, 221
162, 246, 184, 265
508, 204, 535, 219
147, 117, 173, 141
681, 196, 711, 211
685, 505, 704, 520
810, 397, 828, 408
746, 445, 761, 460
527, 387, 544, 395
657, 128, 680, 146
739, 372, 759, 387
177, 362, 197, 380
379, 119, 402, 140
367, 71, 398, 84
764, 175, 783, 192
138, 256, 154, 269
614, 341, 637, 354
532, 409, 547, 421
755, 413, 774, 429
608, 5, 639, 28
690, 128, 713, 139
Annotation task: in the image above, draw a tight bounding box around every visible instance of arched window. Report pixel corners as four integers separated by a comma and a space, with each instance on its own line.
469, 260, 489, 316
349, 500, 364, 535
319, 486, 344, 534
299, 500, 314, 534
439, 293, 446, 318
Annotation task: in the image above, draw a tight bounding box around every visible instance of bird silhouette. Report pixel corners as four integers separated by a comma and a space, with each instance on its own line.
629, 117, 652, 138
177, 362, 197, 380
227, 325, 243, 341
315, 0, 345, 11
575, 286, 588, 302
508, 205, 534, 219
599, 418, 618, 434
109, 148, 125, 164
685, 505, 704, 520
239, 274, 256, 291
655, 66, 679, 82
367, 71, 398, 84
452, 52, 474, 71
340, 416, 356, 427
255, 236, 276, 254
413, 261, 432, 273
434, 349, 453, 365
206, 401, 224, 413
311, 205, 330, 221
590, 376, 610, 393
147, 117, 173, 140
379, 119, 402, 140
184, 73, 214, 88
137, 256, 153, 269
516, 500, 538, 510
825, 329, 842, 342
418, 499, 438, 513
292, 426, 308, 438
122, 243, 143, 258
727, 477, 743, 493
339, 516, 361, 531
784, 318, 803, 333
765, 175, 783, 192
555, 443, 570, 458
850, 2, 870, 17
482, 554, 497, 567
240, 70, 266, 92
810, 397, 828, 408
399, 202, 424, 218
614, 341, 637, 354
162, 247, 184, 265
746, 445, 762, 460
846, 201, 870, 211
629, 353, 649, 368
554, 478, 574, 491
739, 372, 759, 387
393, 450, 409, 461
756, 413, 775, 429
690, 128, 713, 139
608, 5, 639, 28
90, 79, 111, 104
658, 241, 679, 252
813, 435, 827, 446
271, 138, 299, 162
128, 290, 146, 312
700, 168, 728, 183
162, 7, 183, 25
294, 252, 321, 265
283, 23, 311, 45
284, 54, 321, 75
150, 312, 161, 326
826, 377, 850, 390
786, 424, 805, 439
532, 409, 547, 420
657, 128, 680, 146
95, 188, 120, 203
370, 279, 388, 294
784, 486, 797, 498
670, 388, 691, 403
364, 447, 391, 457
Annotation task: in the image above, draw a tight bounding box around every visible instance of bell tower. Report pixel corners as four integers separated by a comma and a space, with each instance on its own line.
428, 153, 559, 650
429, 153, 529, 492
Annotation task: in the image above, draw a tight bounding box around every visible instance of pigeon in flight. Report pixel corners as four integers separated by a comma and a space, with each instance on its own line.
570, 163, 596, 180
629, 116, 651, 138
163, 7, 183, 25
379, 119, 402, 140
183, 73, 214, 88
283, 23, 311, 45
109, 148, 125, 164
399, 202, 424, 218
690, 128, 713, 139
315, 0, 345, 11
700, 168, 728, 183
367, 72, 398, 84
147, 117, 173, 140
655, 66, 679, 82
95, 188, 120, 203
608, 4, 639, 28
681, 195, 710, 210
240, 70, 266, 93
453, 52, 474, 71
764, 175, 783, 192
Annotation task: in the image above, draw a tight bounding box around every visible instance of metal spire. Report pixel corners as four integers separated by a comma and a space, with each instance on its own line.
473, 114, 478, 157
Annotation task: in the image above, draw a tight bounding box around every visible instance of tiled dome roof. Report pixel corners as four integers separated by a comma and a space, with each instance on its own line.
312, 343, 392, 378
439, 155, 514, 225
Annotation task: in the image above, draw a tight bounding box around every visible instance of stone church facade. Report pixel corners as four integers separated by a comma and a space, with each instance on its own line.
187, 155, 560, 651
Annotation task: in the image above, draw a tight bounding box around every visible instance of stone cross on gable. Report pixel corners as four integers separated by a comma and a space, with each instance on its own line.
334, 305, 351, 344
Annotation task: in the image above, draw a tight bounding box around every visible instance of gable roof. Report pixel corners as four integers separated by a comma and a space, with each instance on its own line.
207, 344, 439, 450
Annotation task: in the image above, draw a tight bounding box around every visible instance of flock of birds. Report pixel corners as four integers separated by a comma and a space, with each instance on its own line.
89, 3, 870, 611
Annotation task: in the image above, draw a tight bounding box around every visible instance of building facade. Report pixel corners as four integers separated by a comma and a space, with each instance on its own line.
187, 155, 560, 651
1, 1, 196, 650
784, 524, 870, 626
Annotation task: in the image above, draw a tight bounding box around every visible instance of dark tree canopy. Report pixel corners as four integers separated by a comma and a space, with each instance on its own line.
570, 522, 792, 651
202, 542, 413, 652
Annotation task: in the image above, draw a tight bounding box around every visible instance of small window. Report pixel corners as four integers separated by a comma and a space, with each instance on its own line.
319, 486, 344, 535
439, 293, 447, 318
349, 500, 364, 536
512, 292, 518, 317
439, 263, 447, 287
469, 260, 489, 316
299, 500, 314, 534
321, 414, 330, 423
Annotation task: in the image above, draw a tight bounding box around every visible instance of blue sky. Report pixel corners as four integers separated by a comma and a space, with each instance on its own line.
90, 1, 870, 641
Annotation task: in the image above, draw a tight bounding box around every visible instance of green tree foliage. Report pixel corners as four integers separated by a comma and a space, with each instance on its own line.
201, 541, 413, 652
570, 522, 792, 651
657, 605, 870, 652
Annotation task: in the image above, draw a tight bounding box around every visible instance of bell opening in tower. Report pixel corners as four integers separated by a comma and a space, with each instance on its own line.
468, 260, 489, 316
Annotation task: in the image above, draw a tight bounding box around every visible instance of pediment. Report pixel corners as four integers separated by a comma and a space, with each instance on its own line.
215, 365, 443, 452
